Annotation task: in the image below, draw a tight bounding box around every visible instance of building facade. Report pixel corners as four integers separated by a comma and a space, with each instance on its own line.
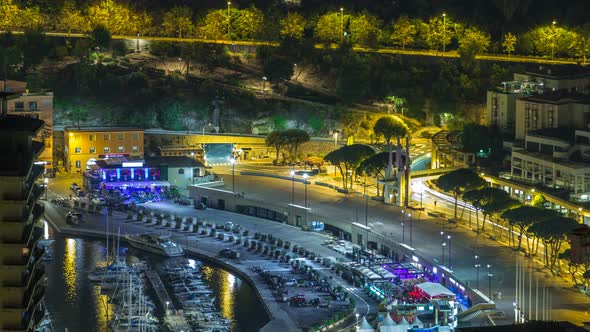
64, 127, 144, 173
2, 81, 54, 166
510, 130, 590, 197
514, 93, 590, 140
0, 116, 46, 331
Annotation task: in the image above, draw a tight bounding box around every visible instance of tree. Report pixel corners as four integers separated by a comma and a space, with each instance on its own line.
182, 43, 229, 74
458, 27, 491, 58
87, 0, 143, 35
357, 152, 404, 197
162, 6, 193, 39
324, 144, 375, 188
373, 116, 409, 179
234, 7, 264, 40
419, 16, 462, 52
283, 129, 310, 161
266, 131, 288, 162
57, 3, 88, 35
304, 156, 324, 170
280, 12, 305, 40
436, 169, 486, 223
528, 217, 579, 270
391, 16, 417, 49
263, 55, 294, 86
111, 40, 128, 57
349, 12, 382, 47
559, 249, 581, 285
67, 105, 88, 128
16, 6, 44, 30
315, 12, 345, 43
90, 24, 112, 50
501, 206, 555, 253
197, 9, 227, 40
0, 0, 20, 31
502, 32, 517, 56
20, 28, 49, 71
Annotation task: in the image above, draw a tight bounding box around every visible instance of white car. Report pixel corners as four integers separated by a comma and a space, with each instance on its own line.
91, 197, 106, 205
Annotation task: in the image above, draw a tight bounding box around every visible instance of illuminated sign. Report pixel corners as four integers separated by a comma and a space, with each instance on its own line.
122, 162, 143, 167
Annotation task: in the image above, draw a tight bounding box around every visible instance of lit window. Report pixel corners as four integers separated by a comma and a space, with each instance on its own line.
118, 146, 124, 152
75, 160, 81, 168
75, 147, 81, 153
132, 146, 138, 152
90, 147, 95, 153
104, 147, 110, 153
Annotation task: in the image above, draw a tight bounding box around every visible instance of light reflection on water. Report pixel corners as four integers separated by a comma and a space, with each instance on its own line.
63, 238, 77, 301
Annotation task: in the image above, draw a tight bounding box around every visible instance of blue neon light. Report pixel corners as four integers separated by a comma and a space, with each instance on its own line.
102, 171, 106, 180
116, 168, 121, 180
131, 168, 134, 180
145, 168, 148, 178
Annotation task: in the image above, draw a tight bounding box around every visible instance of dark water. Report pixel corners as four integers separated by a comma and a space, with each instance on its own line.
44, 230, 269, 331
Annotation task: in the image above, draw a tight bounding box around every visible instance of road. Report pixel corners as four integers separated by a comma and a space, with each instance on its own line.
205, 167, 590, 326
6, 31, 584, 66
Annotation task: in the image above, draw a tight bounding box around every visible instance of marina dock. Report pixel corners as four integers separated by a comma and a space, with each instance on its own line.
145, 270, 191, 332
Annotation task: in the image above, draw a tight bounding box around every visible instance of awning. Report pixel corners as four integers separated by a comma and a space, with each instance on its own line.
103, 180, 170, 188
416, 282, 455, 298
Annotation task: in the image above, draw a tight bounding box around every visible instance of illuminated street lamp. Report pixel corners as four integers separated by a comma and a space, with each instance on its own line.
333, 130, 339, 149
551, 20, 557, 60
474, 255, 481, 290
166, 301, 169, 315
447, 234, 452, 269
401, 209, 405, 244
262, 76, 267, 93
302, 173, 309, 208
355, 313, 359, 330
340, 8, 344, 43
442, 13, 447, 53
487, 264, 493, 299
440, 231, 445, 265
290, 170, 295, 205
136, 33, 140, 52
44, 177, 48, 200
202, 122, 211, 136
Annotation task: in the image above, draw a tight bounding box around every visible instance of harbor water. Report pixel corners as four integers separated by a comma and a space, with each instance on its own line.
43, 233, 269, 331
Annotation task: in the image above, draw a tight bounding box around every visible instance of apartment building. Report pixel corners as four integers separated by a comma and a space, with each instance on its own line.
1, 80, 54, 166
510, 129, 590, 198
487, 65, 590, 138
0, 115, 47, 331
64, 127, 144, 172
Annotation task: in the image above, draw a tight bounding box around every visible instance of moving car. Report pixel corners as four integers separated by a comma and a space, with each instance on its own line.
66, 212, 82, 225
91, 197, 106, 205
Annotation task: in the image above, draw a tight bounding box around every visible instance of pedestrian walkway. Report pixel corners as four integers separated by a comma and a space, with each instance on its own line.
144, 270, 191, 332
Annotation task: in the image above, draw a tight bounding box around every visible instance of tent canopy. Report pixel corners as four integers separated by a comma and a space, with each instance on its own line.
416, 282, 455, 298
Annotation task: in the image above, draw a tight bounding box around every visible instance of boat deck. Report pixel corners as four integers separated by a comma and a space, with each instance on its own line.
144, 270, 191, 332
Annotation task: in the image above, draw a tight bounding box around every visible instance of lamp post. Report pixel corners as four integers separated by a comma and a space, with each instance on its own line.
408, 213, 413, 247
290, 170, 295, 205
333, 131, 339, 149
440, 231, 445, 265
202, 122, 211, 136
230, 158, 236, 193
262, 76, 267, 92
447, 234, 452, 269
227, 1, 231, 40
442, 13, 447, 53
44, 177, 48, 200
474, 255, 480, 290
401, 209, 405, 244
302, 173, 309, 208
355, 313, 359, 330
136, 33, 140, 52
166, 301, 169, 315
551, 20, 557, 60
487, 264, 493, 299
340, 7, 344, 43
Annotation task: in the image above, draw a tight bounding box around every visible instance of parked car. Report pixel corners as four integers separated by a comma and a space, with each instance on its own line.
194, 202, 207, 210
283, 279, 297, 287
219, 248, 239, 258
76, 190, 86, 197
224, 222, 234, 231
70, 183, 80, 191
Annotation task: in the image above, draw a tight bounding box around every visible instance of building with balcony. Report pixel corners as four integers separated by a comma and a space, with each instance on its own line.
1, 80, 54, 167
64, 127, 144, 173
0, 115, 47, 331
487, 65, 590, 139
510, 129, 590, 198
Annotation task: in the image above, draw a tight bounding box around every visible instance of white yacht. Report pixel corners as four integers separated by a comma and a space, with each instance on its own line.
124, 234, 184, 257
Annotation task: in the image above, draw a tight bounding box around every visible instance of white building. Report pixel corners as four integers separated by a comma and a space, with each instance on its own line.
510, 129, 590, 198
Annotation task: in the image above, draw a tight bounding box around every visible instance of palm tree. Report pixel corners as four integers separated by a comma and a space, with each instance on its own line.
373, 116, 409, 179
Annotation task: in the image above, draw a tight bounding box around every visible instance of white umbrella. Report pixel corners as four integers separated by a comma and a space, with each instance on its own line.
379, 313, 397, 332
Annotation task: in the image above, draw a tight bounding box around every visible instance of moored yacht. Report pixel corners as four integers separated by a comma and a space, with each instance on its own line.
124, 233, 184, 257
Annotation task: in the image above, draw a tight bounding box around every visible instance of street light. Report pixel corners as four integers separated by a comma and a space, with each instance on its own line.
474, 255, 480, 290
447, 234, 452, 269
442, 13, 447, 53
408, 213, 413, 247
333, 131, 339, 149
227, 1, 231, 39
487, 264, 493, 299
202, 122, 211, 136
401, 209, 405, 244
302, 173, 309, 208
44, 177, 48, 200
262, 76, 267, 92
340, 7, 344, 43
166, 301, 169, 315
136, 33, 140, 52
230, 158, 236, 193
440, 231, 445, 265
551, 20, 557, 60
290, 170, 295, 205
355, 313, 359, 330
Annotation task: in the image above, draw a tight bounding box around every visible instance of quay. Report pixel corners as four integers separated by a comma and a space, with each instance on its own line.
144, 270, 191, 332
